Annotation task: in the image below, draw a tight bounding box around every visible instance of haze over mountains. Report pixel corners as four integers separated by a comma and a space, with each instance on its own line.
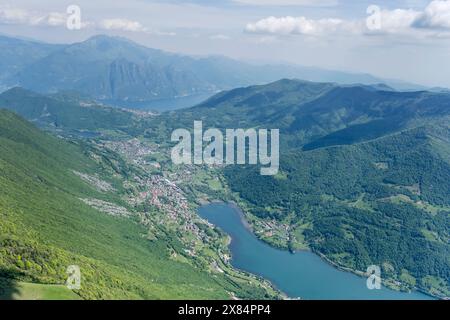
0, 34, 429, 111
0, 87, 135, 133
168, 79, 450, 150
0, 36, 64, 84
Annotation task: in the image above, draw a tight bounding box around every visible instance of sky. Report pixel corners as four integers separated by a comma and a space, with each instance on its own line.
0, 0, 449, 87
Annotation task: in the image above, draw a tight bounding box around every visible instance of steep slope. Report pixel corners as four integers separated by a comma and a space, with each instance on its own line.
0, 87, 135, 133
0, 110, 266, 299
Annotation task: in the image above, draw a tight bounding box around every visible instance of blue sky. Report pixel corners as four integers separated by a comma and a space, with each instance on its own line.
0, 0, 449, 87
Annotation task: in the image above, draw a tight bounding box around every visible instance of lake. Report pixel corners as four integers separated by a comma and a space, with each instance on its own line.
198, 202, 434, 300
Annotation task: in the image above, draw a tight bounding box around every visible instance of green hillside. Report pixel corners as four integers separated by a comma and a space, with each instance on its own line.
1, 34, 422, 109
161, 79, 450, 151
0, 87, 135, 133
159, 79, 450, 298
224, 125, 450, 297
0, 109, 269, 300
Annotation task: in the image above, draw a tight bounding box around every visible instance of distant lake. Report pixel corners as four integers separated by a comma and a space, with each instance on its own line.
103, 93, 214, 112
198, 203, 434, 300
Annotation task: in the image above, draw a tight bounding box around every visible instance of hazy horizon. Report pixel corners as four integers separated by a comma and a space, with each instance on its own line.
1, 0, 450, 88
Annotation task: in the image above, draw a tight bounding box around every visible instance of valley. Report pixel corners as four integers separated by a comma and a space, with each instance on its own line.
0, 109, 280, 300
0, 75, 448, 300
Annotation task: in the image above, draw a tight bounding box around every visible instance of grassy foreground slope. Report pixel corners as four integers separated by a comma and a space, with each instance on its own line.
0, 109, 245, 299
0, 279, 80, 300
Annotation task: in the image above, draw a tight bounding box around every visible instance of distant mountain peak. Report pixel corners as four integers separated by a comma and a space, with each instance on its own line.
0, 34, 438, 110
1, 86, 39, 97
81, 34, 143, 48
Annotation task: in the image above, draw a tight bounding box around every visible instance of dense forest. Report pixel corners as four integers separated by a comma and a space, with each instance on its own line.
224, 125, 450, 297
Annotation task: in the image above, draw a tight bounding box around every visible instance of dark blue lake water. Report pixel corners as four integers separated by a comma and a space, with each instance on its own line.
198, 203, 434, 300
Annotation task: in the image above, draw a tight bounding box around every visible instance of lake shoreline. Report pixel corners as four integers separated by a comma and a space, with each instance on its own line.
228, 201, 440, 300
198, 201, 437, 300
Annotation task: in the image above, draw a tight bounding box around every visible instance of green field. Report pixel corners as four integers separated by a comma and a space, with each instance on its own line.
0, 279, 80, 300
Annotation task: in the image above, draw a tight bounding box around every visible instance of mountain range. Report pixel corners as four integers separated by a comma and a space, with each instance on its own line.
0, 34, 430, 111
167, 79, 450, 149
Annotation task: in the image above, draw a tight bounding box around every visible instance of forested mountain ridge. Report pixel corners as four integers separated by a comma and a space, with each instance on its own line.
0, 87, 136, 133
169, 79, 450, 149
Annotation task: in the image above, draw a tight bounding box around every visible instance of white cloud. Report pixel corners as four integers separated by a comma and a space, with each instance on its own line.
0, 5, 174, 36
245, 0, 450, 37
36, 12, 67, 27
414, 0, 450, 28
98, 18, 176, 36
233, 0, 338, 6
366, 0, 450, 33
245, 16, 359, 36
376, 9, 422, 32
0, 7, 28, 24
0, 6, 89, 28
209, 34, 231, 40
155, 30, 177, 36
99, 18, 147, 32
